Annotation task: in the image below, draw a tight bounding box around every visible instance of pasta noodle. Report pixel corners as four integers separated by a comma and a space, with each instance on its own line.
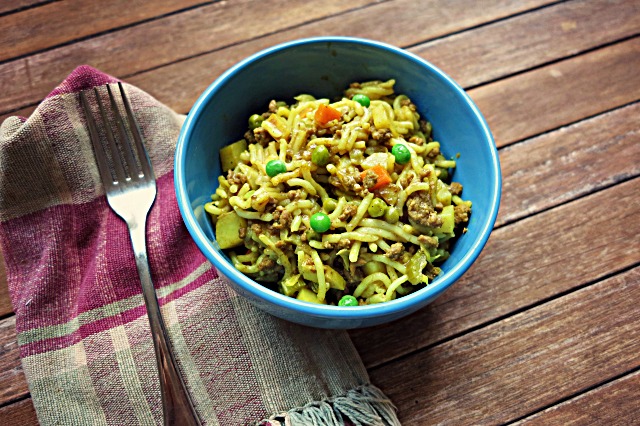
207, 80, 471, 305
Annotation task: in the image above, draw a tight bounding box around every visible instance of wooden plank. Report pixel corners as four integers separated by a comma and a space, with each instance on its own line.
369, 267, 640, 425
497, 102, 640, 226
0, 316, 28, 406
411, 0, 640, 88
513, 369, 640, 425
471, 36, 640, 147
350, 178, 640, 367
0, 0, 208, 62
130, 26, 640, 145
0, 398, 37, 425
0, 0, 384, 115
0, 0, 49, 15
0, 0, 556, 116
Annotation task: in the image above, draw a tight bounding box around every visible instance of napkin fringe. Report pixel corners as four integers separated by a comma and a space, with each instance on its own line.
261, 384, 401, 426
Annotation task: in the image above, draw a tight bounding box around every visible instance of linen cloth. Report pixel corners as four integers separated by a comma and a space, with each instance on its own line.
0, 66, 400, 425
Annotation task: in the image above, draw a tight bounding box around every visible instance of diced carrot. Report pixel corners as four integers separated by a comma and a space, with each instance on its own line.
361, 164, 392, 190
314, 104, 342, 126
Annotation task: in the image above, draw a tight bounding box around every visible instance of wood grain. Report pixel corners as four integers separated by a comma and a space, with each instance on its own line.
497, 102, 640, 226
2, 181, 638, 405
0, 316, 27, 406
0, 0, 50, 15
351, 178, 640, 367
0, 0, 556, 116
0, 1, 638, 423
0, 397, 37, 425
412, 0, 640, 88
129, 23, 640, 144
0, 0, 383, 115
0, 0, 208, 62
471, 36, 640, 147
513, 370, 640, 425
1, 90, 636, 322
369, 267, 640, 425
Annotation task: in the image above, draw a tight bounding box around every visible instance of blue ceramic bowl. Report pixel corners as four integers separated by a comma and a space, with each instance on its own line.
175, 37, 501, 329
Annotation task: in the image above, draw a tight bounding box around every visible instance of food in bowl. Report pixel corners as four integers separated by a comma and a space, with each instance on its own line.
204, 79, 471, 306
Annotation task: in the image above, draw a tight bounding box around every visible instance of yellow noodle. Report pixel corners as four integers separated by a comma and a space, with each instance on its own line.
328, 197, 347, 221
258, 234, 292, 276
301, 166, 329, 201
310, 249, 327, 301
279, 139, 288, 161
358, 219, 421, 245
287, 178, 317, 196
377, 240, 391, 251
237, 183, 251, 198
290, 215, 303, 232
349, 241, 362, 263
271, 169, 300, 185
308, 240, 324, 250
353, 273, 392, 298
215, 187, 228, 199
346, 192, 374, 232
322, 232, 378, 243
371, 254, 407, 275
204, 203, 223, 216
229, 195, 252, 210
285, 199, 313, 213
385, 275, 409, 300
355, 227, 403, 242
386, 264, 398, 282
404, 182, 431, 197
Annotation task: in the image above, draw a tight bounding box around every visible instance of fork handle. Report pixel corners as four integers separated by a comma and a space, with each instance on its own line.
129, 221, 202, 426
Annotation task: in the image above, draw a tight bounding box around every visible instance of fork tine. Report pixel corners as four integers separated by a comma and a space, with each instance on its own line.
106, 84, 141, 180
80, 90, 117, 188
94, 86, 128, 185
118, 82, 155, 180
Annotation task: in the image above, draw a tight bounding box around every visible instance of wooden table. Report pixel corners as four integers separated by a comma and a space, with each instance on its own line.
1, 1, 639, 424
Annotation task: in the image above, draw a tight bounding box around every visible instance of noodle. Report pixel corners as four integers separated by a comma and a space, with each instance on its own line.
207, 79, 471, 305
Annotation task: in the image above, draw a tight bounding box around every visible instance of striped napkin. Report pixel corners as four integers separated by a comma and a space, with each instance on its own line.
0, 66, 400, 426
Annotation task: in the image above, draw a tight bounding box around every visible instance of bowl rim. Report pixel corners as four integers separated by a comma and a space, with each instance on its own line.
175, 36, 502, 320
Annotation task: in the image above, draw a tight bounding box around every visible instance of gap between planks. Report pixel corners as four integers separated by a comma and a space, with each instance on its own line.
0, 0, 560, 116
2, 97, 638, 319
2, 180, 638, 406
369, 267, 640, 425
0, 0, 56, 17
0, 0, 217, 64
510, 367, 640, 425
351, 177, 640, 367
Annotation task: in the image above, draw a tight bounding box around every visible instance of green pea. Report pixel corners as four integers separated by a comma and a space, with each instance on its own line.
310, 212, 331, 233
265, 159, 287, 177
311, 145, 330, 166
392, 143, 411, 165
436, 167, 449, 180
339, 295, 359, 307
352, 94, 370, 108
323, 198, 338, 213
384, 206, 400, 224
248, 114, 264, 129
367, 198, 387, 218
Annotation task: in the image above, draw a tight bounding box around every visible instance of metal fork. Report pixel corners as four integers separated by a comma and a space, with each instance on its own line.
80, 83, 202, 426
